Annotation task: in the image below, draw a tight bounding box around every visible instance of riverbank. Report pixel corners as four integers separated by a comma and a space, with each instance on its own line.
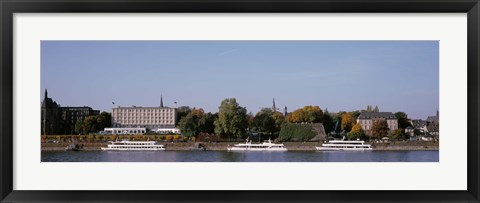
41, 141, 438, 151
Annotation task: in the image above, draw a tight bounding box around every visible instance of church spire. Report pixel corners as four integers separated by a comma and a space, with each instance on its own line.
272, 98, 276, 112
160, 94, 164, 107
44, 88, 48, 99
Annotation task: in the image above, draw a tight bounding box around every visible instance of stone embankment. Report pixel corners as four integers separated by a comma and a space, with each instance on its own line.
372, 141, 439, 151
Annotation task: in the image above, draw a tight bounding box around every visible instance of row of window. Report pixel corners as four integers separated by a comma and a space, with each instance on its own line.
114, 116, 173, 119
114, 113, 174, 116
115, 121, 173, 124
113, 109, 174, 113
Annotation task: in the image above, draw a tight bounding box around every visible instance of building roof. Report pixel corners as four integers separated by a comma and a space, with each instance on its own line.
410, 119, 427, 128
357, 112, 396, 119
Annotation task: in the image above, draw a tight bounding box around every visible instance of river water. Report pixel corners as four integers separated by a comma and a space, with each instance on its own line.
42, 150, 439, 162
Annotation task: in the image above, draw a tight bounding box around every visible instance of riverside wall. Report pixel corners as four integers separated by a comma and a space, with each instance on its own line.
41, 141, 438, 151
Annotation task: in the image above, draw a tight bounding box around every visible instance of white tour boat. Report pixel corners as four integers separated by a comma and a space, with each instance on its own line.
316, 139, 373, 151
227, 138, 288, 151
101, 140, 165, 151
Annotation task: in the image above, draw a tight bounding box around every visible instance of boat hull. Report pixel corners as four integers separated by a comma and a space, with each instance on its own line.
101, 147, 165, 151
227, 147, 288, 152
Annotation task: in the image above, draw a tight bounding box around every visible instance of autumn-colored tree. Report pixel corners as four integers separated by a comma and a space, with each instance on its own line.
286, 106, 323, 123
272, 111, 285, 131
341, 112, 356, 132
347, 123, 366, 140
371, 120, 390, 140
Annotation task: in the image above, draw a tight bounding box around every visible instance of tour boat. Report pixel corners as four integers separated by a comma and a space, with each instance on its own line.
316, 139, 373, 151
227, 138, 288, 151
101, 140, 165, 151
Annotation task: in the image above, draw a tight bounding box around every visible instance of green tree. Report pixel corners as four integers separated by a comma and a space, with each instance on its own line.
74, 120, 84, 134
322, 110, 335, 134
272, 111, 285, 133
175, 106, 192, 124
371, 120, 389, 140
253, 108, 277, 135
395, 112, 411, 129
247, 112, 255, 129
82, 116, 98, 135
390, 128, 408, 140
214, 98, 248, 139
99, 112, 112, 128
198, 112, 216, 134
178, 112, 200, 137
348, 123, 366, 140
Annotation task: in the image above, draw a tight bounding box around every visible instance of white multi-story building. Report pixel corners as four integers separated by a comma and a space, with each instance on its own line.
111, 106, 177, 130
356, 112, 398, 131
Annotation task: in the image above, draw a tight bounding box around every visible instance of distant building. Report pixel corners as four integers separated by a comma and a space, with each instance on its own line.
111, 97, 177, 130
410, 119, 428, 134
41, 89, 100, 135
356, 112, 398, 132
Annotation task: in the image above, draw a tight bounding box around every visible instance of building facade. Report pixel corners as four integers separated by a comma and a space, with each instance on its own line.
356, 112, 398, 132
41, 89, 100, 135
111, 106, 177, 130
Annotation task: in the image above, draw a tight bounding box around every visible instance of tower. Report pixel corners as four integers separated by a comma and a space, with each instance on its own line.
44, 88, 48, 99
284, 106, 288, 116
272, 98, 276, 112
160, 94, 164, 108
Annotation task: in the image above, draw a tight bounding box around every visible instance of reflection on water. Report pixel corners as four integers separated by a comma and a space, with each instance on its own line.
42, 150, 439, 162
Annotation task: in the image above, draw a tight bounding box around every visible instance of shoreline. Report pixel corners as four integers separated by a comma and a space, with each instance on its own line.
41, 141, 439, 151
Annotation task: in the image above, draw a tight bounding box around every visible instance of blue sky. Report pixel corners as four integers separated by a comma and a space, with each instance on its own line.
41, 41, 439, 119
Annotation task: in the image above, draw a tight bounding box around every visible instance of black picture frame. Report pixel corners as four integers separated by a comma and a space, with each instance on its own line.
1, 0, 479, 202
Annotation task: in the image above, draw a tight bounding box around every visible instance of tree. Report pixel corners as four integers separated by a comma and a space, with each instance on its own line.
341, 112, 355, 132
272, 111, 285, 133
371, 120, 389, 140
178, 111, 201, 137
322, 110, 335, 134
347, 123, 366, 140
253, 108, 277, 135
286, 106, 323, 123
247, 112, 255, 129
198, 112, 216, 134
390, 129, 408, 140
214, 98, 248, 139
175, 106, 192, 124
82, 116, 97, 135
395, 112, 411, 129
74, 112, 112, 135
178, 109, 217, 136
74, 120, 84, 134
350, 110, 361, 120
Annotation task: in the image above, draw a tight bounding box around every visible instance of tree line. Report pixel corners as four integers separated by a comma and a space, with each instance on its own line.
177, 100, 413, 142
